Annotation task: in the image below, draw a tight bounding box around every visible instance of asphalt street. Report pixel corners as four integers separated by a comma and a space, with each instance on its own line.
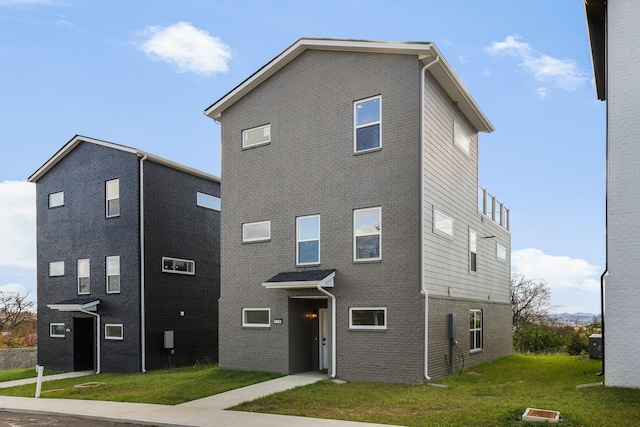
0, 411, 141, 427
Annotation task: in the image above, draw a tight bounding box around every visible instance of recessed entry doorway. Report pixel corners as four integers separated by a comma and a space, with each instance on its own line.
288, 297, 328, 374
73, 317, 94, 371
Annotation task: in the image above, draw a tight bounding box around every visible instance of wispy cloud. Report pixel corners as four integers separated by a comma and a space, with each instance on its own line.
0, 0, 56, 5
136, 22, 232, 77
486, 35, 588, 96
0, 181, 36, 270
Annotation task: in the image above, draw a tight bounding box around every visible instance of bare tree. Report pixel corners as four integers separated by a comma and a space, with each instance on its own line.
511, 274, 551, 329
0, 291, 35, 332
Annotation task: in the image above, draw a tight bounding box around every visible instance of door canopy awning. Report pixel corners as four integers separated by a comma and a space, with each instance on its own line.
47, 298, 100, 312
262, 269, 335, 289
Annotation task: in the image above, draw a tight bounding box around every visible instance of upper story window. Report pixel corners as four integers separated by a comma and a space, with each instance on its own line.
242, 124, 271, 149
242, 308, 270, 328
106, 256, 120, 293
349, 307, 387, 330
105, 324, 123, 340
470, 309, 483, 351
196, 192, 221, 211
354, 96, 381, 153
354, 207, 381, 261
48, 191, 64, 208
469, 229, 477, 273
77, 259, 90, 294
242, 220, 271, 243
434, 208, 454, 238
162, 257, 195, 275
453, 122, 471, 156
297, 215, 320, 265
49, 261, 64, 277
106, 179, 120, 218
497, 243, 507, 261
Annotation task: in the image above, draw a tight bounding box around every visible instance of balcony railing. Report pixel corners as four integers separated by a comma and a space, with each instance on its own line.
478, 187, 510, 231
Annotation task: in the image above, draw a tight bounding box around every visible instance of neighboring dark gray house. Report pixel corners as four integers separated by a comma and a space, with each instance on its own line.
28, 135, 220, 373
205, 38, 512, 383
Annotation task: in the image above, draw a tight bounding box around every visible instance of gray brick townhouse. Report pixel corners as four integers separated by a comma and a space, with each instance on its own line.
28, 135, 220, 373
586, 0, 640, 388
204, 38, 512, 383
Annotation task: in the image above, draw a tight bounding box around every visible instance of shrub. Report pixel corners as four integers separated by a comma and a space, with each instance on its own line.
513, 322, 563, 353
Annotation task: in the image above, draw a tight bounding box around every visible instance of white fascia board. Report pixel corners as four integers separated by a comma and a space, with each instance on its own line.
140, 151, 220, 183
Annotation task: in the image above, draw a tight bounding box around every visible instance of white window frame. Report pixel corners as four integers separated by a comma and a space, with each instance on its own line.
497, 243, 507, 261
470, 309, 483, 351
349, 307, 387, 330
353, 207, 382, 261
77, 258, 90, 295
196, 192, 221, 211
105, 324, 123, 340
106, 256, 120, 294
162, 257, 195, 275
50, 323, 65, 338
242, 308, 270, 328
433, 208, 454, 238
242, 221, 271, 243
296, 215, 320, 266
48, 191, 64, 208
242, 124, 271, 149
354, 95, 382, 153
49, 261, 65, 277
469, 229, 477, 273
453, 121, 471, 156
106, 178, 120, 218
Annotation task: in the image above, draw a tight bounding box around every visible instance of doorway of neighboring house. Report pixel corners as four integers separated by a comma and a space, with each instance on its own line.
73, 317, 94, 371
319, 308, 329, 371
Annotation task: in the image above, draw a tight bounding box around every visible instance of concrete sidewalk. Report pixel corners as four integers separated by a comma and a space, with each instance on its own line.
0, 371, 401, 427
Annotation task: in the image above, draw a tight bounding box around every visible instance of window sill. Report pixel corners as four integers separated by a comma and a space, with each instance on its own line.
353, 258, 382, 264
354, 147, 382, 156
470, 348, 483, 354
242, 141, 270, 150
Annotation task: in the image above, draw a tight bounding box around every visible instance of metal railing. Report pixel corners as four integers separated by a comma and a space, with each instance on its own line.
478, 187, 510, 231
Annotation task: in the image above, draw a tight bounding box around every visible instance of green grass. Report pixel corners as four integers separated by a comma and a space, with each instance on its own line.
0, 364, 280, 405
233, 355, 640, 427
0, 367, 60, 382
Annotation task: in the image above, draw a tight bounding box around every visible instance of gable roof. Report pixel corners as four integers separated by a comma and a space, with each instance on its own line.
28, 135, 220, 183
204, 37, 493, 133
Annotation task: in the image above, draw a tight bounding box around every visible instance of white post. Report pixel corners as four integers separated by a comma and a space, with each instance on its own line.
35, 365, 44, 398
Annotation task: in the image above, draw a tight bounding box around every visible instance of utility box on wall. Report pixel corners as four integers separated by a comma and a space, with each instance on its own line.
164, 331, 174, 349
589, 334, 602, 359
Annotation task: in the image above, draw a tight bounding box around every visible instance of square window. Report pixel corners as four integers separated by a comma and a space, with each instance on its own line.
497, 243, 507, 261
243, 124, 271, 148
434, 208, 454, 238
197, 192, 221, 211
49, 261, 64, 277
50, 323, 65, 338
106, 256, 120, 293
48, 191, 64, 208
354, 96, 381, 153
243, 221, 271, 243
242, 308, 270, 327
105, 324, 123, 340
77, 259, 90, 294
297, 215, 320, 265
106, 179, 120, 218
162, 257, 195, 275
354, 207, 381, 261
470, 309, 483, 351
349, 307, 387, 330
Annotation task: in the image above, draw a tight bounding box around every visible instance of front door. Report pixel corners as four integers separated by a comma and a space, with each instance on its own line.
73, 317, 94, 371
319, 308, 329, 370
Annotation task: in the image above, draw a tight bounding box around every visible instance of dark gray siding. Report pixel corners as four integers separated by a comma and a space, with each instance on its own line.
142, 160, 220, 369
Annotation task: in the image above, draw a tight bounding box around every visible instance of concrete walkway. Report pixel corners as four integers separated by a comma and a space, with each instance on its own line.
0, 371, 400, 427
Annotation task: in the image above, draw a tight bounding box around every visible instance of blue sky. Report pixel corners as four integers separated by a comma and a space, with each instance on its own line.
0, 0, 605, 313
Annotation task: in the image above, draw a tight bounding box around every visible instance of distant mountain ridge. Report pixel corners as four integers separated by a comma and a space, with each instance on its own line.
551, 312, 600, 325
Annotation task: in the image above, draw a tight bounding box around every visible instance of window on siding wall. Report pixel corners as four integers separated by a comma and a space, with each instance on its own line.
242, 308, 270, 327
469, 229, 477, 273
48, 191, 64, 208
49, 261, 64, 277
470, 309, 483, 351
243, 124, 271, 148
105, 324, 123, 340
106, 256, 120, 293
77, 259, 90, 294
106, 179, 120, 218
162, 257, 195, 275
433, 208, 454, 238
349, 307, 387, 330
242, 221, 271, 243
497, 243, 507, 261
297, 215, 320, 265
354, 96, 381, 153
453, 122, 470, 156
50, 323, 65, 338
196, 192, 221, 211
354, 207, 381, 261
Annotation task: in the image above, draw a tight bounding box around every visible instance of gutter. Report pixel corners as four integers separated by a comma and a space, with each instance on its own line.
78, 308, 101, 374
139, 155, 148, 372
316, 284, 337, 379
420, 50, 440, 382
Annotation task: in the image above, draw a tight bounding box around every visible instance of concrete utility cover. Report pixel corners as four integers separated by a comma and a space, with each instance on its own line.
522, 408, 560, 423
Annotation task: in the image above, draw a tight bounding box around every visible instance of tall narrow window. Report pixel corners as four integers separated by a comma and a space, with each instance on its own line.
106, 179, 120, 217
297, 215, 320, 265
470, 309, 483, 351
48, 191, 64, 208
469, 229, 477, 272
106, 256, 120, 293
354, 96, 381, 152
77, 259, 90, 294
497, 243, 507, 261
354, 207, 381, 261
454, 122, 470, 156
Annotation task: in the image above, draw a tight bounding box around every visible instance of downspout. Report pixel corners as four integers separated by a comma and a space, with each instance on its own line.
598, 29, 608, 377
420, 50, 440, 382
139, 155, 148, 373
316, 284, 336, 379
79, 308, 100, 374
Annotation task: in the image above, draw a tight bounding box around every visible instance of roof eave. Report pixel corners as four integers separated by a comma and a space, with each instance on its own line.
585, 0, 607, 100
